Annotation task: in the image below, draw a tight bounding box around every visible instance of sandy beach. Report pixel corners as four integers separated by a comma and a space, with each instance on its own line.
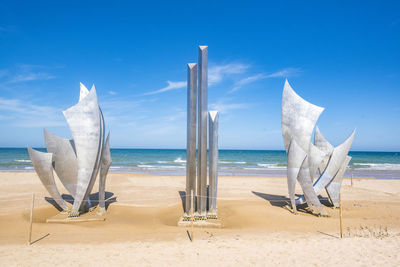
0, 171, 399, 266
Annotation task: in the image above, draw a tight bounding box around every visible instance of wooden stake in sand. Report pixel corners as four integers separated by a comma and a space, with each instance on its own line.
351, 172, 353, 187
339, 193, 343, 238
28, 193, 35, 245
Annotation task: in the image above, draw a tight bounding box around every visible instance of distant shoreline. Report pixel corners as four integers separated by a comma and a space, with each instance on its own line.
1, 148, 399, 179
1, 169, 399, 179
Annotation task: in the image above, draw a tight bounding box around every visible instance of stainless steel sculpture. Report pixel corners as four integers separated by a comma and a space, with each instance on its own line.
185, 63, 197, 218
183, 46, 219, 222
63, 85, 104, 215
27, 147, 69, 212
325, 156, 352, 208
43, 129, 78, 197
281, 79, 355, 215
197, 46, 208, 217
28, 83, 112, 217
98, 133, 112, 215
208, 110, 219, 218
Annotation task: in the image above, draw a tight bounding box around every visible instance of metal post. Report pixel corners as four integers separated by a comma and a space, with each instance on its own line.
185, 63, 197, 217
28, 193, 35, 245
197, 46, 208, 217
208, 111, 219, 218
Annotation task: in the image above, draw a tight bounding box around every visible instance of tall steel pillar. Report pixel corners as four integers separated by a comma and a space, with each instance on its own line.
197, 46, 208, 217
208, 111, 219, 218
185, 63, 197, 218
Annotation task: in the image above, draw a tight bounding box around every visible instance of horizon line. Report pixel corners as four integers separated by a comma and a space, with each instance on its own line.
0, 147, 399, 153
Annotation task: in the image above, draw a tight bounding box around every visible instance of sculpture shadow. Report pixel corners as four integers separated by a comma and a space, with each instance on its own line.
89, 191, 116, 209
179, 186, 210, 213
44, 197, 65, 212
251, 191, 326, 217
61, 194, 74, 205
178, 191, 186, 212
251, 191, 289, 208
54, 192, 118, 213
318, 196, 334, 207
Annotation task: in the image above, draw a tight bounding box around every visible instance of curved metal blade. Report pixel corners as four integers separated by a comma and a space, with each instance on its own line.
27, 147, 68, 211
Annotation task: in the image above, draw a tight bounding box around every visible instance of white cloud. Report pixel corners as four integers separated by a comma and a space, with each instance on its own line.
230, 67, 302, 93
142, 81, 186, 95
210, 99, 250, 114
230, 73, 268, 93
5, 64, 55, 83
9, 72, 55, 83
209, 63, 249, 85
140, 62, 249, 96
0, 97, 64, 127
108, 91, 117, 95
265, 67, 301, 78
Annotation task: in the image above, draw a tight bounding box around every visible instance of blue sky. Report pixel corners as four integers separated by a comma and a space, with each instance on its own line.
0, 0, 399, 151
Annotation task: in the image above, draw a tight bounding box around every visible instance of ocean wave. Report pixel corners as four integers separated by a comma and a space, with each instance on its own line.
157, 161, 168, 164
219, 161, 246, 164
14, 159, 31, 163
160, 166, 185, 169
110, 166, 122, 169
138, 165, 156, 168
24, 167, 34, 170
352, 163, 400, 170
257, 163, 286, 169
244, 167, 270, 170
174, 157, 186, 163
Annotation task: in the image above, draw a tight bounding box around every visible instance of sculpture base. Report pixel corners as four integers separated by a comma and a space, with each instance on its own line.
177, 216, 222, 228
46, 211, 106, 223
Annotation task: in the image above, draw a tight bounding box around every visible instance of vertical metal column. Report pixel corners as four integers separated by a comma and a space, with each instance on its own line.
185, 63, 197, 217
208, 111, 219, 217
197, 46, 208, 217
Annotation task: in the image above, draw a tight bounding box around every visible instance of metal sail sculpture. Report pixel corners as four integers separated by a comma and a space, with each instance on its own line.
281, 80, 355, 215
28, 83, 112, 217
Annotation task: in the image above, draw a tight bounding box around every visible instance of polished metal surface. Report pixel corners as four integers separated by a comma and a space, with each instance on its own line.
79, 82, 90, 102
185, 63, 197, 217
63, 86, 104, 213
326, 156, 352, 207
307, 142, 326, 183
98, 132, 112, 213
282, 79, 324, 213
286, 138, 307, 213
314, 126, 334, 174
197, 46, 208, 216
296, 157, 328, 216
27, 147, 68, 211
312, 129, 355, 194
281, 79, 355, 216
29, 83, 110, 216
281, 79, 324, 153
208, 111, 219, 216
43, 129, 78, 197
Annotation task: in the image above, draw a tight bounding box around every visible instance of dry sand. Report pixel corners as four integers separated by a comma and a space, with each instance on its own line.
0, 172, 399, 266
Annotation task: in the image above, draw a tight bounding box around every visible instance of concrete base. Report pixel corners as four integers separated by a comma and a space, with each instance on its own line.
46, 211, 106, 223
177, 216, 222, 228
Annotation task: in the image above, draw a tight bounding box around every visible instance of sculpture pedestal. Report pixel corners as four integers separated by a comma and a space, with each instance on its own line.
177, 217, 222, 228
46, 211, 106, 223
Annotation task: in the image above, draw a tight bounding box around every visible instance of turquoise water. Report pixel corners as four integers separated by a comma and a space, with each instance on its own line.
1, 148, 399, 179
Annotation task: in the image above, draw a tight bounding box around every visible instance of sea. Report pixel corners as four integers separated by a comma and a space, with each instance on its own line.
1, 148, 399, 179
